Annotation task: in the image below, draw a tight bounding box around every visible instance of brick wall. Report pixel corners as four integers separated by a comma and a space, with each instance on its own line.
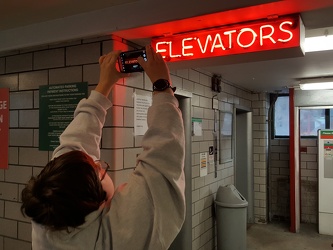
0, 36, 253, 250
269, 137, 319, 224
300, 139, 318, 224
252, 92, 269, 223
270, 139, 290, 221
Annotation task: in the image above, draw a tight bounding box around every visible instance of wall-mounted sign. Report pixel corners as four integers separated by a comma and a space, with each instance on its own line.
152, 15, 302, 62
39, 82, 88, 151
192, 118, 202, 136
0, 88, 9, 169
134, 93, 152, 136
200, 152, 208, 177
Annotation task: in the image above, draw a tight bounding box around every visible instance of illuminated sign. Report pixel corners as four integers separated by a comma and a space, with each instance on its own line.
151, 15, 302, 62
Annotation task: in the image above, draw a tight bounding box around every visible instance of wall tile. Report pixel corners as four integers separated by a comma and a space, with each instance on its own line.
33, 128, 39, 147
49, 66, 82, 85
105, 106, 123, 127
124, 107, 134, 127
19, 147, 49, 166
19, 110, 39, 127
0, 183, 18, 201
199, 73, 210, 87
19, 70, 48, 90
102, 127, 134, 149
192, 106, 204, 118
124, 73, 144, 89
189, 69, 200, 83
194, 83, 205, 96
111, 85, 134, 107
124, 148, 142, 169
83, 64, 99, 85
5, 201, 29, 222
100, 149, 124, 171
0, 200, 4, 216
6, 53, 32, 73
10, 91, 33, 109
66, 43, 100, 66
9, 129, 33, 147
102, 40, 129, 55
33, 91, 39, 108
0, 218, 17, 237
9, 110, 18, 128
5, 165, 32, 184
8, 147, 19, 165
176, 69, 189, 79
34, 48, 65, 70
18, 222, 31, 242
4, 238, 31, 250
0, 74, 19, 91
183, 79, 194, 92
134, 135, 143, 147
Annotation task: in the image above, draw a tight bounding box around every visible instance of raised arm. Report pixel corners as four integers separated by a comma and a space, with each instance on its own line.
52, 51, 128, 160
110, 46, 185, 249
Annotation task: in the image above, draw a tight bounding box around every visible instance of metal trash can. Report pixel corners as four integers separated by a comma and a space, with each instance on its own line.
215, 184, 248, 250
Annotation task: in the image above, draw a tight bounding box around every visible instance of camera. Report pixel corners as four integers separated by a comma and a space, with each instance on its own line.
118, 49, 147, 73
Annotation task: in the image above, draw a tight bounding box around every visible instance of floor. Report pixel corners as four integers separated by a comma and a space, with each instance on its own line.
247, 222, 333, 250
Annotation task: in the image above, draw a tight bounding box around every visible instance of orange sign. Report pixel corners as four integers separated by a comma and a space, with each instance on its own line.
0, 88, 9, 169
152, 15, 302, 62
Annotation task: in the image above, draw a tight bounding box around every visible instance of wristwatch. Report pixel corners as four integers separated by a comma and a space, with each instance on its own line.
152, 79, 176, 92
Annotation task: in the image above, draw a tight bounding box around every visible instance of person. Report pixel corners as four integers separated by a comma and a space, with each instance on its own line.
21, 45, 186, 250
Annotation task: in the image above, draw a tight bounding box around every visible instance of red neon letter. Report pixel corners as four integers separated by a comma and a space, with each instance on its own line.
182, 37, 194, 57
155, 42, 168, 58
260, 25, 276, 46
238, 28, 257, 48
197, 35, 213, 53
211, 33, 226, 52
278, 21, 293, 42
224, 30, 236, 49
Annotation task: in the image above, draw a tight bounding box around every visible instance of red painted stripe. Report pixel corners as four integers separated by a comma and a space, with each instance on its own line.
289, 88, 296, 233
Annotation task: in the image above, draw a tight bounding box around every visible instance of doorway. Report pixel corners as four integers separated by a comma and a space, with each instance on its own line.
169, 91, 192, 249
235, 106, 254, 223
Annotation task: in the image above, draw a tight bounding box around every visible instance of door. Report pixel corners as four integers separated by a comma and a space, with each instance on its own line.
235, 106, 254, 223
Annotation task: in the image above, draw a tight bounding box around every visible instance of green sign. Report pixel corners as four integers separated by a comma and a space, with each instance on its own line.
321, 130, 333, 135
39, 82, 88, 151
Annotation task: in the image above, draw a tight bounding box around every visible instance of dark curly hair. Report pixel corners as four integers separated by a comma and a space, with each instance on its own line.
21, 150, 106, 231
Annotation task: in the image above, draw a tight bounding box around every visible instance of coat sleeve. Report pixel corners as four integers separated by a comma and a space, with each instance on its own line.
110, 93, 185, 249
52, 90, 112, 160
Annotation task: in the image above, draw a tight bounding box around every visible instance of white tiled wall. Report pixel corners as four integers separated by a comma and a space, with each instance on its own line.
269, 135, 319, 224
0, 36, 257, 250
252, 93, 269, 223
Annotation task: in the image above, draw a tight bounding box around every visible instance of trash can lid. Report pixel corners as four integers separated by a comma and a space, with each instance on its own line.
215, 184, 248, 208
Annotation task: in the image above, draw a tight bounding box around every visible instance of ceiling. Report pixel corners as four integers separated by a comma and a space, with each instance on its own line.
1, 0, 333, 93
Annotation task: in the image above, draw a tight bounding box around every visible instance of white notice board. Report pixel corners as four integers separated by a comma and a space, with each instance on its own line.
134, 94, 152, 136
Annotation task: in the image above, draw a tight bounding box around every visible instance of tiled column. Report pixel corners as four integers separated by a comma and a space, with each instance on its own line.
252, 92, 269, 223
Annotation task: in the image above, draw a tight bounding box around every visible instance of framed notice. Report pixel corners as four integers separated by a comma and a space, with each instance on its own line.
0, 88, 9, 169
39, 82, 88, 151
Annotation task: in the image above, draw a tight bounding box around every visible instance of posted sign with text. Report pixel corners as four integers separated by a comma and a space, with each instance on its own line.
39, 82, 88, 151
0, 88, 9, 169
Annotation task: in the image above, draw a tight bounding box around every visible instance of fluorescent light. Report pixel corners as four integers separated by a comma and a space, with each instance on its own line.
299, 78, 333, 90
304, 35, 333, 53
